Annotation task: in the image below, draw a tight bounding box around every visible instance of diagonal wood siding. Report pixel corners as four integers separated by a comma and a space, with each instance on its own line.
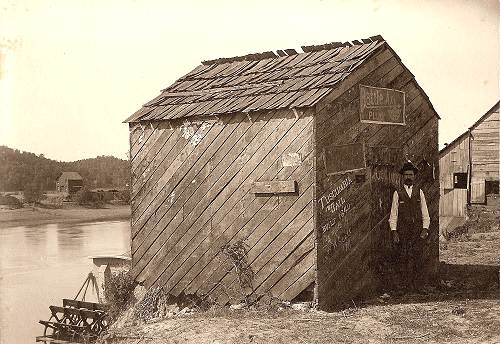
130, 108, 315, 304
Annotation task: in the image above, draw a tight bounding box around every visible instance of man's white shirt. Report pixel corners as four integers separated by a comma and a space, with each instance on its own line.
388, 185, 430, 231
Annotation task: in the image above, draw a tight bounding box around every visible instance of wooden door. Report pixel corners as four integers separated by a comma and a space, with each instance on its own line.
316, 144, 377, 308
366, 146, 403, 291
316, 144, 403, 309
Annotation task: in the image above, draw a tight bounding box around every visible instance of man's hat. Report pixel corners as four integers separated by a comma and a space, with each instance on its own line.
399, 160, 419, 174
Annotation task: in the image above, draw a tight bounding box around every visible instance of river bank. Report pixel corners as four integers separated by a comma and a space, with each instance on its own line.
0, 204, 131, 228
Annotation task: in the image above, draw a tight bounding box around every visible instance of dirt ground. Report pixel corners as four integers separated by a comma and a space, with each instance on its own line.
440, 204, 499, 267
99, 298, 500, 344
440, 231, 500, 266
99, 205, 500, 344
0, 203, 130, 228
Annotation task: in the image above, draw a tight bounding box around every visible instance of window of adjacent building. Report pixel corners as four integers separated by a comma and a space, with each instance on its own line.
451, 151, 457, 163
453, 172, 467, 189
485, 180, 499, 195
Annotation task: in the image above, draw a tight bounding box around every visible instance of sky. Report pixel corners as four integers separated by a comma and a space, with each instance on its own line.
0, 0, 498, 162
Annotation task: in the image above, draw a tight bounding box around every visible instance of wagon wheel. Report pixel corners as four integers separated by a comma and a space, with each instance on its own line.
42, 321, 58, 339
101, 316, 109, 332
43, 323, 75, 341
49, 308, 65, 324
89, 313, 108, 335
89, 319, 101, 335
59, 311, 82, 342
80, 324, 98, 344
64, 310, 82, 327
42, 315, 63, 339
67, 327, 82, 343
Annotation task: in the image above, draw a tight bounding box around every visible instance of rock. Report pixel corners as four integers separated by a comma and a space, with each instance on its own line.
291, 302, 311, 311
165, 304, 180, 314
452, 307, 466, 316
177, 306, 192, 316
230, 303, 246, 310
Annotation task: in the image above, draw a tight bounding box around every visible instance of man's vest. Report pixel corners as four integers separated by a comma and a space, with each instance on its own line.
396, 186, 423, 241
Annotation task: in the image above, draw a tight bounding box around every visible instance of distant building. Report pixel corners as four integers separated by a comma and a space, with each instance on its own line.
439, 100, 500, 219
56, 172, 84, 194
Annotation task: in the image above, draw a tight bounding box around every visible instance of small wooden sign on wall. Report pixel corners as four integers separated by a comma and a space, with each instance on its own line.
359, 85, 405, 125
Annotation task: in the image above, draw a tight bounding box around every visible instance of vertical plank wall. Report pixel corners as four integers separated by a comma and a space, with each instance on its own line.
129, 108, 315, 304
314, 46, 439, 310
470, 105, 499, 204
439, 134, 469, 217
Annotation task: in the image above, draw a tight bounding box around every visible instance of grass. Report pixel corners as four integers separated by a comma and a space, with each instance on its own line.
441, 231, 500, 266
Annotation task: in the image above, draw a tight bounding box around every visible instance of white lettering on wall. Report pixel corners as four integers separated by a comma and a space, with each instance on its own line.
318, 176, 353, 210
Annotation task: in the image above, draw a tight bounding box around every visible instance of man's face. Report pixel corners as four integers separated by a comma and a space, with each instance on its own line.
403, 170, 415, 186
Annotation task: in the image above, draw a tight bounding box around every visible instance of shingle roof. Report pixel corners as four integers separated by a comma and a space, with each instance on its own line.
58, 172, 83, 181
125, 36, 387, 123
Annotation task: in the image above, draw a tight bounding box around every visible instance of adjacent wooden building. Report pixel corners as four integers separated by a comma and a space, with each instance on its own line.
439, 100, 500, 219
125, 35, 440, 310
56, 172, 84, 194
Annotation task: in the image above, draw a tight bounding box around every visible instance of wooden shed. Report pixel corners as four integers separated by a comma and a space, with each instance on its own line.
440, 100, 500, 219
56, 172, 84, 194
125, 35, 440, 310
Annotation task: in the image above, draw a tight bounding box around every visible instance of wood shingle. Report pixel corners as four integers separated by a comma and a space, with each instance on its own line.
125, 38, 386, 123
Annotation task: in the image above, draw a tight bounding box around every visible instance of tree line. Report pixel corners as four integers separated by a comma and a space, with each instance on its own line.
0, 145, 130, 192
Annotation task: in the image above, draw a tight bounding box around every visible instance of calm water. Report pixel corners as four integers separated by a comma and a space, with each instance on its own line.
0, 221, 130, 344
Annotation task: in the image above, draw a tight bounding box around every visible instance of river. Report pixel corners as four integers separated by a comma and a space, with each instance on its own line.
0, 221, 130, 344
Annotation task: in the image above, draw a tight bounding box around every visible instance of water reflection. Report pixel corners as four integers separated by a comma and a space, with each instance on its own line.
57, 226, 85, 256
24, 225, 49, 248
0, 221, 130, 344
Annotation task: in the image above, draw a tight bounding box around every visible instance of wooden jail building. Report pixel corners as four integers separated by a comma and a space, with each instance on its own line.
125, 35, 440, 310
56, 172, 84, 194
440, 100, 500, 220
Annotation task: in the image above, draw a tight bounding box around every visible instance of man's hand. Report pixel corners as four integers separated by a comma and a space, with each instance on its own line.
392, 231, 400, 244
420, 229, 429, 239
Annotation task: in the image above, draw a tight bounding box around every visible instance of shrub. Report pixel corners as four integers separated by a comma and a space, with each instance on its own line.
132, 286, 165, 322
117, 189, 131, 205
0, 194, 22, 208
40, 194, 65, 209
23, 182, 44, 204
221, 241, 254, 305
74, 188, 105, 208
104, 271, 136, 322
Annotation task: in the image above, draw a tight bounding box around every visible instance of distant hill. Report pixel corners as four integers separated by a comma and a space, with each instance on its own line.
0, 146, 130, 192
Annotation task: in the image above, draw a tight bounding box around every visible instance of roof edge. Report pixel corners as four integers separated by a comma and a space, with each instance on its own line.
439, 131, 469, 155
439, 99, 499, 155
469, 99, 500, 131
200, 35, 385, 66
381, 43, 441, 121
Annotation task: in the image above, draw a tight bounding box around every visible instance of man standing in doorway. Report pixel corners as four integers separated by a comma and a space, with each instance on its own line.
389, 160, 431, 291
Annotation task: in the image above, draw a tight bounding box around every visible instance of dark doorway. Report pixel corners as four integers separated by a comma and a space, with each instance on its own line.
453, 172, 467, 189
485, 180, 499, 195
